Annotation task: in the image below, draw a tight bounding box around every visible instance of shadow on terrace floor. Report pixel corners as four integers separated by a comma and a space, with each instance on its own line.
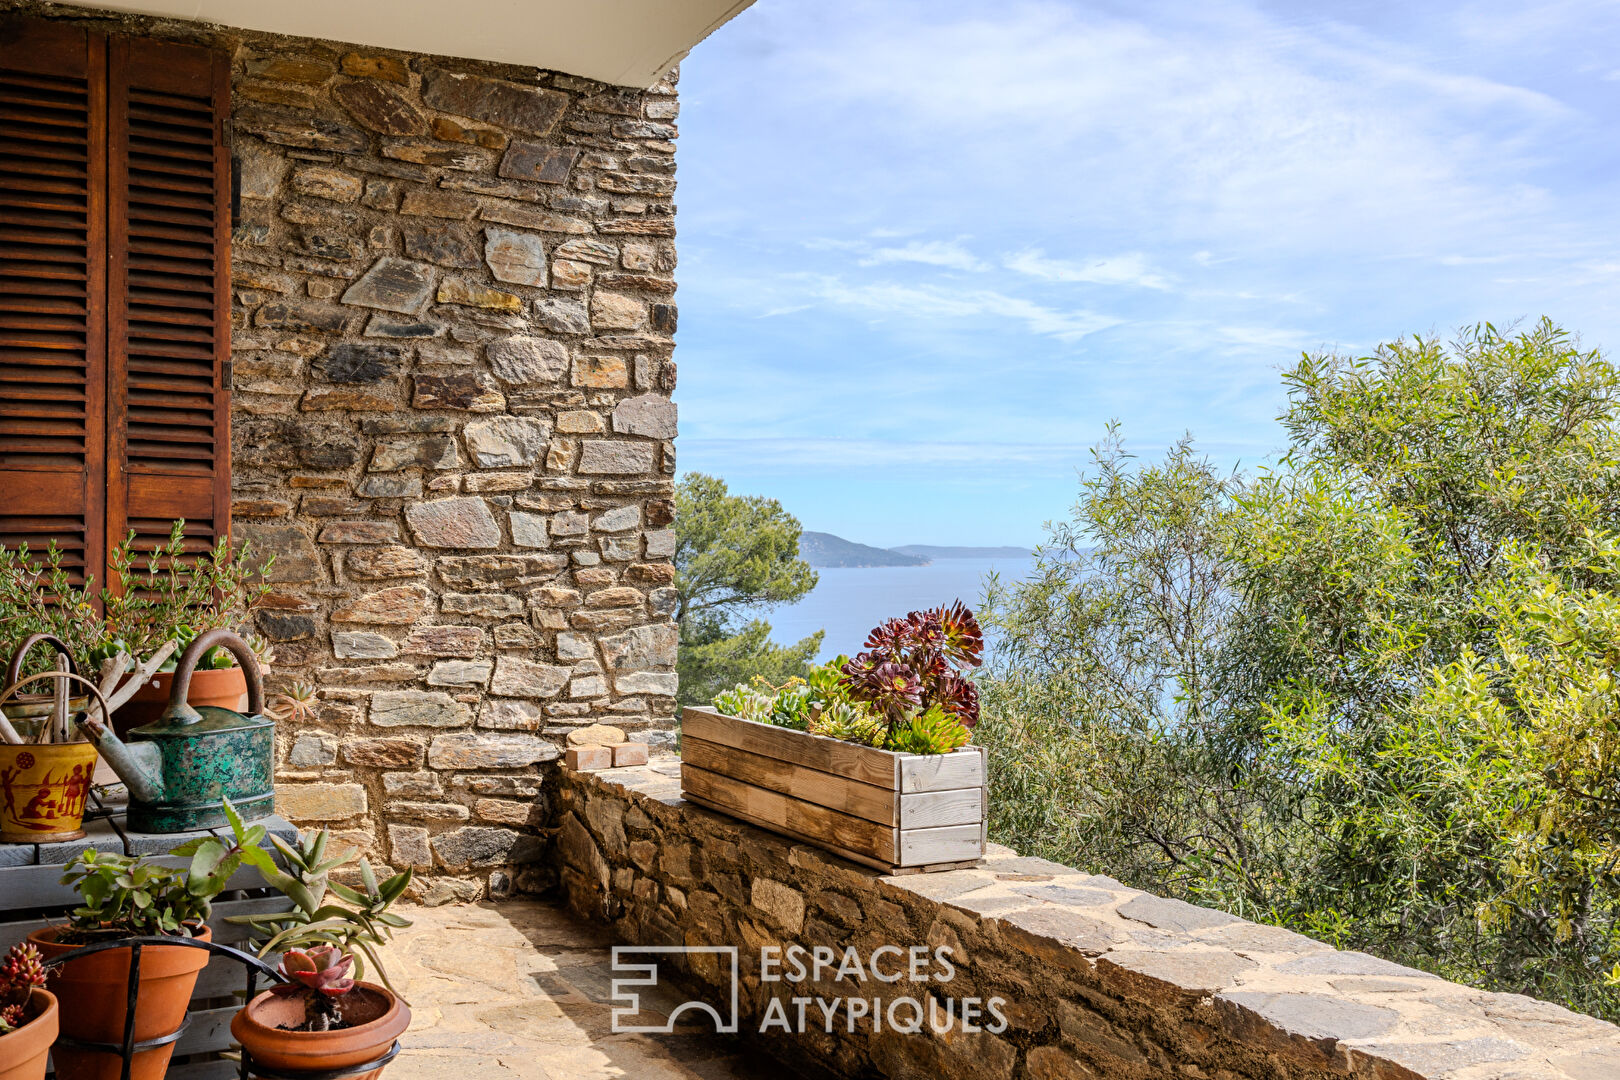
387, 899, 803, 1080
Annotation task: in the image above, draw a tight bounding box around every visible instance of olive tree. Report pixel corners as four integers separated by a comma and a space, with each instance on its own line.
978, 320, 1620, 1018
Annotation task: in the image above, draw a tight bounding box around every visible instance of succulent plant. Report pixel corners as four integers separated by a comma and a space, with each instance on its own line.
0, 943, 47, 1034
840, 601, 983, 738
267, 681, 318, 724
809, 700, 886, 747
709, 605, 983, 755
269, 946, 357, 1030
884, 704, 972, 755
770, 684, 814, 730
712, 685, 776, 723
61, 831, 246, 939
222, 804, 411, 1010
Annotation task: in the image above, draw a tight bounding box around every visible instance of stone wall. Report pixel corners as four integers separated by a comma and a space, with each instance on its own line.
229, 31, 681, 904
553, 759, 1620, 1080
4, 2, 680, 903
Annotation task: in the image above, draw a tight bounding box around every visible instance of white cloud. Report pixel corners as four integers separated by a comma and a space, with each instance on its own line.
1004, 248, 1173, 290
860, 239, 988, 272
1214, 325, 1317, 350
721, 0, 1591, 258
810, 276, 1124, 342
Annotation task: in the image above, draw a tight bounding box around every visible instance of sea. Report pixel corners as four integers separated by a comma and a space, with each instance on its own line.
763, 556, 1039, 662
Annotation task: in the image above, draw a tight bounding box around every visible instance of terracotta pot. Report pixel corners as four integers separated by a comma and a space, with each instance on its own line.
0, 988, 57, 1080
0, 741, 99, 843
111, 666, 248, 737
232, 983, 409, 1080
28, 924, 212, 1080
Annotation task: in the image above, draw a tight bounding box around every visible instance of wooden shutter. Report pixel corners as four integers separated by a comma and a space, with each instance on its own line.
106, 36, 231, 572
0, 18, 107, 587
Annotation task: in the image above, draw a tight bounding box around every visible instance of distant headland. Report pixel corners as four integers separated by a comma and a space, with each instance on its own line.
798, 532, 1033, 569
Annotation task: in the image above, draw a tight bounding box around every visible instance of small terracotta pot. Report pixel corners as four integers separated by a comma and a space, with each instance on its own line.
0, 988, 57, 1080
111, 666, 248, 737
232, 983, 409, 1080
28, 924, 212, 1080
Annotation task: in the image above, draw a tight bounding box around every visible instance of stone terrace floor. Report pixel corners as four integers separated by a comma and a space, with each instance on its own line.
387, 899, 795, 1080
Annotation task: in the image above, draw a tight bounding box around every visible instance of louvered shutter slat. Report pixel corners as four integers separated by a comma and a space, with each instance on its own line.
107, 36, 230, 572
0, 17, 105, 587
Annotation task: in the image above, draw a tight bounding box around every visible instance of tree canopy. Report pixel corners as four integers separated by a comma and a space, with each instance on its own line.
673, 472, 822, 706
978, 320, 1620, 1019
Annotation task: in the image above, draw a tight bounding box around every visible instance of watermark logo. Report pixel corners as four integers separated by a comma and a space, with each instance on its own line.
610, 945, 740, 1034
608, 943, 1008, 1037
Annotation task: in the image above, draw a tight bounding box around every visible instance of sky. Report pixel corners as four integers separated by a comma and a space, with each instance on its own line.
671, 0, 1620, 549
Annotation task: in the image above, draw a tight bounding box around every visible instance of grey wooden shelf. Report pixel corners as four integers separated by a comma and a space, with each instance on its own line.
0, 805, 300, 1080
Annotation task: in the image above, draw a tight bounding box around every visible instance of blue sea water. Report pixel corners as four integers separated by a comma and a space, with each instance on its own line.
762, 556, 1038, 662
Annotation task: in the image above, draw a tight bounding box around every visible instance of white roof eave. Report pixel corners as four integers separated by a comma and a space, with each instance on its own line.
47, 0, 755, 87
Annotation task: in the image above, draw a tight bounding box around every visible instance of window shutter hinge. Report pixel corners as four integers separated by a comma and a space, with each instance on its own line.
222, 359, 233, 388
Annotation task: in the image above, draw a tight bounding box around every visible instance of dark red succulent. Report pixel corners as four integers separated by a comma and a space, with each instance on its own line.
0, 943, 44, 1012
271, 946, 355, 999
840, 602, 983, 732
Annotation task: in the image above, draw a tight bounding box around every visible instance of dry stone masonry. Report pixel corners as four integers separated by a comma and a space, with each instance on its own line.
554, 759, 1620, 1080
3, 2, 682, 903
225, 31, 680, 903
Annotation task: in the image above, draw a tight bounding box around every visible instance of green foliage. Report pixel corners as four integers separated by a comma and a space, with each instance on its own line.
61, 825, 247, 938
886, 705, 972, 755
674, 472, 821, 706
674, 473, 818, 627
677, 618, 822, 708
979, 320, 1620, 1018
220, 802, 412, 996
1266, 536, 1620, 1010
0, 520, 272, 677
0, 543, 108, 680
103, 521, 273, 672
711, 651, 973, 755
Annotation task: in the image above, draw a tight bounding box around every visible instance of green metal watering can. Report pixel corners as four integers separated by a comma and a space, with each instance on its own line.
80, 629, 276, 833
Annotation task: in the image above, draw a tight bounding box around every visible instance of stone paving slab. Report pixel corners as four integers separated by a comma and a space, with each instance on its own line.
387, 899, 809, 1080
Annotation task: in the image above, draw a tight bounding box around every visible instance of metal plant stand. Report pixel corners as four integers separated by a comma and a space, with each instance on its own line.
42, 936, 400, 1080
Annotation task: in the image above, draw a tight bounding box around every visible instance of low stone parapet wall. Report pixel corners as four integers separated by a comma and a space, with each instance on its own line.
551, 757, 1620, 1080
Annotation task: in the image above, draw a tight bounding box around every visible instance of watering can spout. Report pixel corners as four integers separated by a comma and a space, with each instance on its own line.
77, 716, 165, 804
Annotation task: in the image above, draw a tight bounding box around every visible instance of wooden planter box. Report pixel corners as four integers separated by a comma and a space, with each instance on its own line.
679, 706, 987, 874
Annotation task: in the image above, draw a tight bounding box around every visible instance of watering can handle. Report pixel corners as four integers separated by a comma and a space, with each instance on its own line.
169, 629, 264, 717
0, 669, 114, 744
3, 633, 80, 688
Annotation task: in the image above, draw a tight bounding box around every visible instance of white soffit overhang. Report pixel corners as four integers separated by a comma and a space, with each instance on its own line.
49, 0, 756, 87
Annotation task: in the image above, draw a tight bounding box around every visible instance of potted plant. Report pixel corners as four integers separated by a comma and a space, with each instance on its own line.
683, 602, 990, 873
27, 826, 251, 1080
0, 640, 106, 843
0, 943, 55, 1080
225, 818, 414, 1079
95, 522, 273, 735
0, 521, 274, 741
